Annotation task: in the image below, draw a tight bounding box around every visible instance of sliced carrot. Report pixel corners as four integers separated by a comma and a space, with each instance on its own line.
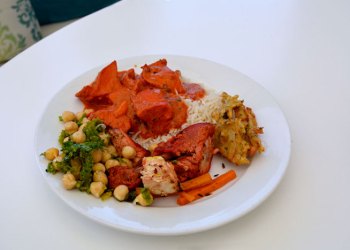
179, 191, 196, 202
176, 195, 192, 206
179, 172, 213, 191
176, 170, 237, 206
188, 170, 237, 198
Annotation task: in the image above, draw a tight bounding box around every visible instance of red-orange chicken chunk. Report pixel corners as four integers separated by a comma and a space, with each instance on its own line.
75, 61, 123, 109
153, 123, 216, 182
141, 59, 185, 94
133, 89, 174, 124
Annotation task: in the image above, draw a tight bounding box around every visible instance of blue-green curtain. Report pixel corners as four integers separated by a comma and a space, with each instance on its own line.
30, 0, 120, 25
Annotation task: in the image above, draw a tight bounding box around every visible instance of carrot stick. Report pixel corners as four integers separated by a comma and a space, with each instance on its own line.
179, 192, 196, 203
176, 170, 237, 206
179, 173, 213, 191
177, 194, 192, 206
188, 170, 236, 197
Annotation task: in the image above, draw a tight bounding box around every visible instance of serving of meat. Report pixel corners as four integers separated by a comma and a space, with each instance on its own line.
183, 83, 206, 100
132, 89, 188, 138
75, 61, 123, 110
141, 156, 179, 196
107, 166, 141, 189
141, 59, 185, 94
153, 123, 216, 182
108, 128, 150, 166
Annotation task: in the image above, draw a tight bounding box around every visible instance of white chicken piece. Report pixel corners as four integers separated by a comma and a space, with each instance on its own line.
141, 156, 179, 196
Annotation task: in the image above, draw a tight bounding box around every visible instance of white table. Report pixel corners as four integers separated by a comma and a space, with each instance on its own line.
1, 0, 349, 249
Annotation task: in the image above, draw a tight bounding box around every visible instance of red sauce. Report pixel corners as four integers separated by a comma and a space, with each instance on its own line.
75, 59, 204, 139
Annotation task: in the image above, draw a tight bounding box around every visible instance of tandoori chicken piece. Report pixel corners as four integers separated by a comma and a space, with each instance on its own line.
141, 59, 185, 94
132, 88, 188, 138
183, 83, 206, 100
133, 89, 174, 125
152, 123, 216, 182
107, 166, 141, 190
88, 86, 135, 133
75, 61, 123, 109
118, 68, 151, 93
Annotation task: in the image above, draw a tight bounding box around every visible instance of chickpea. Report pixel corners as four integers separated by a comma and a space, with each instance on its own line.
78, 123, 87, 131
133, 193, 153, 206
70, 158, 81, 167
106, 145, 117, 157
122, 146, 136, 159
81, 117, 90, 124
119, 158, 133, 168
90, 182, 106, 198
99, 133, 110, 145
113, 185, 129, 201
62, 172, 77, 190
105, 159, 120, 169
61, 111, 76, 122
101, 150, 112, 163
148, 144, 158, 154
84, 109, 94, 115
64, 121, 78, 134
93, 171, 108, 185
92, 163, 106, 172
63, 137, 70, 143
75, 111, 85, 120
91, 149, 102, 163
52, 154, 63, 170
44, 147, 59, 161
71, 130, 86, 143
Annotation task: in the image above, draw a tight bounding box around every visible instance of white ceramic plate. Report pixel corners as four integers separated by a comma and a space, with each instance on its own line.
35, 55, 291, 235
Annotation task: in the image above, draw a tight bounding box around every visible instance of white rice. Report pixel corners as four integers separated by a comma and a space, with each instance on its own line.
132, 88, 222, 150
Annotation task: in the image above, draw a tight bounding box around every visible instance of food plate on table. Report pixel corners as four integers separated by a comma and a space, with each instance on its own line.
34, 55, 291, 235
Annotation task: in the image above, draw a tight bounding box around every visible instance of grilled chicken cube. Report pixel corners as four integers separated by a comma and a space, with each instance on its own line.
141, 156, 179, 196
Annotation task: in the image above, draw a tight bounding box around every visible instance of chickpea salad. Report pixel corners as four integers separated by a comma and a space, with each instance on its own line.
42, 110, 153, 206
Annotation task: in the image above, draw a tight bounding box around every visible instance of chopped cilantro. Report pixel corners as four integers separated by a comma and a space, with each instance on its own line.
46, 118, 106, 193
58, 130, 69, 145
127, 190, 137, 202
45, 162, 57, 174
76, 113, 86, 126
83, 119, 104, 141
